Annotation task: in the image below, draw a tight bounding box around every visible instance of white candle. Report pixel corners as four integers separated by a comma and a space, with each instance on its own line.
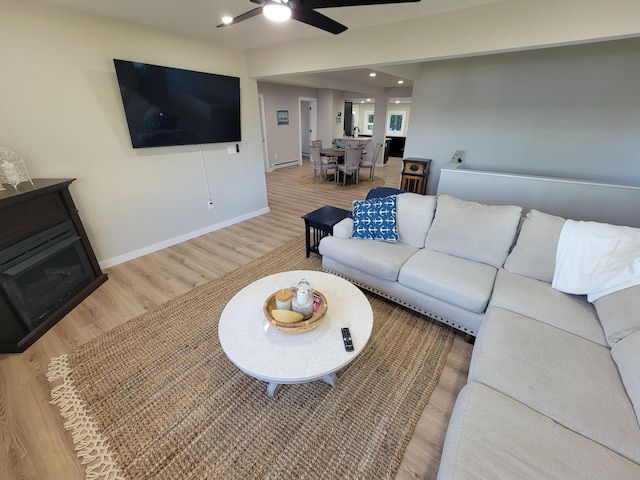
297, 288, 309, 304
275, 288, 292, 310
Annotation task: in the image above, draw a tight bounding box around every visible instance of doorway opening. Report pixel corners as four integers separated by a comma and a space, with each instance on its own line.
299, 97, 317, 163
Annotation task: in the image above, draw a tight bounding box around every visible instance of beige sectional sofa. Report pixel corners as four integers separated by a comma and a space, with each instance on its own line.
320, 193, 523, 336
319, 192, 640, 479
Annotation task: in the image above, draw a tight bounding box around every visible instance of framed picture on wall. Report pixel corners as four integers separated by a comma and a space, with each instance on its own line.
387, 112, 405, 135
364, 111, 374, 135
277, 110, 289, 126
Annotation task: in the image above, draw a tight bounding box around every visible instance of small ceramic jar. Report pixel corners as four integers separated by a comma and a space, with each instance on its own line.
274, 288, 293, 310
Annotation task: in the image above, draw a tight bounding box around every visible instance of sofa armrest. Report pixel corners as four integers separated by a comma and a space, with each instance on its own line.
333, 218, 353, 238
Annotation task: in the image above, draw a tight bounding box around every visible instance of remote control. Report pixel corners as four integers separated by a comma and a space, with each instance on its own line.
342, 327, 354, 352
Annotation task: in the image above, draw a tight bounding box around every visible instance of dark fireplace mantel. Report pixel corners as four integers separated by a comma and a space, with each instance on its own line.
0, 179, 107, 353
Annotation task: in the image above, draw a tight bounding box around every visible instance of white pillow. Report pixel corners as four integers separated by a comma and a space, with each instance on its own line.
425, 195, 522, 268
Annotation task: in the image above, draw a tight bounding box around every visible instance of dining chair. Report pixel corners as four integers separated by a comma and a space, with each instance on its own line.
337, 146, 363, 186
359, 142, 383, 182
309, 145, 336, 183
345, 139, 367, 156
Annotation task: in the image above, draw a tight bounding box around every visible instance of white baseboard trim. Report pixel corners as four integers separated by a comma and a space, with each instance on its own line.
99, 207, 271, 269
271, 159, 300, 170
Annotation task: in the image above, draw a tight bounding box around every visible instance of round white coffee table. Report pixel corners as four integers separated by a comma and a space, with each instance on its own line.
218, 270, 373, 397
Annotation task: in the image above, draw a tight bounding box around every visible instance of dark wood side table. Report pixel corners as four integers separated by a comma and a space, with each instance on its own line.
302, 205, 352, 257
400, 158, 432, 194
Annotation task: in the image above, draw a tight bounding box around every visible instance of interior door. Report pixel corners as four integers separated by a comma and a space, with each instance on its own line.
258, 94, 269, 170
301, 101, 311, 155
299, 97, 317, 162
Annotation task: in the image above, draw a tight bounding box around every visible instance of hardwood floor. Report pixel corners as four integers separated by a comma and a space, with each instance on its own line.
0, 157, 472, 480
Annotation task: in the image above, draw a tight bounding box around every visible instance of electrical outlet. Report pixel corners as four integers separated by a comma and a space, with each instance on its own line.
274, 153, 278, 159
450, 151, 464, 163
207, 200, 214, 210
227, 145, 236, 155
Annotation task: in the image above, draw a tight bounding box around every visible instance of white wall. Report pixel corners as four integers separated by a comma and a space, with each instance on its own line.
331, 91, 345, 142
246, 0, 640, 79
438, 168, 640, 227
257, 82, 318, 168
405, 38, 640, 194
0, 2, 268, 267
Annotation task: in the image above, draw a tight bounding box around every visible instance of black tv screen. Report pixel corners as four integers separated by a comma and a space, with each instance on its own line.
113, 59, 241, 148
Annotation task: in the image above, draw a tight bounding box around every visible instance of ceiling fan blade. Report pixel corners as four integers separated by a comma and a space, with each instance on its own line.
219, 0, 417, 34
291, 6, 347, 34
304, 0, 420, 8
216, 7, 262, 28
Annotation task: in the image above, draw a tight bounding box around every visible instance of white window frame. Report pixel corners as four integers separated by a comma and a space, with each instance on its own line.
364, 111, 374, 135
387, 111, 405, 136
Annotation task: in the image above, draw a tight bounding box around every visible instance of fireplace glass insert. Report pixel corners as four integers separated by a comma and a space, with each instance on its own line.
0, 221, 95, 331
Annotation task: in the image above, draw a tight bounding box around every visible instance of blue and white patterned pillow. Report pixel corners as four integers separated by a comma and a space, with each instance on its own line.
352, 195, 398, 242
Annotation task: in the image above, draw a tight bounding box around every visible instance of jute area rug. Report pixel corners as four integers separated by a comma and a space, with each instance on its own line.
48, 235, 455, 480
300, 172, 385, 191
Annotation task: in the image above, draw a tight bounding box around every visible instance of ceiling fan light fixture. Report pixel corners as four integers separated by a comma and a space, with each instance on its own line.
221, 16, 233, 25
263, 1, 292, 22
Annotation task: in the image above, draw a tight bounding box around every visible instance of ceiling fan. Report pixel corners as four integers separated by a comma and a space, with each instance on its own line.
217, 0, 421, 35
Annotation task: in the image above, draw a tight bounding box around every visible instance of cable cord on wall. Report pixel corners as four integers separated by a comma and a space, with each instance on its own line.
199, 144, 213, 202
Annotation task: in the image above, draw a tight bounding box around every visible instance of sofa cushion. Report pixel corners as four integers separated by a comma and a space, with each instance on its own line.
318, 236, 418, 282
489, 269, 606, 346
398, 249, 497, 314
395, 193, 437, 248
594, 285, 640, 347
504, 209, 565, 283
469, 307, 640, 464
352, 195, 398, 242
437, 382, 640, 480
425, 195, 522, 268
612, 330, 640, 428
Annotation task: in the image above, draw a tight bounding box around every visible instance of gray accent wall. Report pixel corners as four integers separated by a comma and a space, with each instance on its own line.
405, 38, 640, 195
438, 168, 640, 227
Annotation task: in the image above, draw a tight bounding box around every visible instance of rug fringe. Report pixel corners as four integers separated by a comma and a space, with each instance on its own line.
47, 354, 126, 480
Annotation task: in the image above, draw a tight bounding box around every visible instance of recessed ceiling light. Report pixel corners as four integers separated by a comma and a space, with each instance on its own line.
369, 72, 376, 77
221, 16, 233, 25
398, 80, 404, 84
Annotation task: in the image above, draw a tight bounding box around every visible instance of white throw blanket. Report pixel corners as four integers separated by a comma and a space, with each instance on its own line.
552, 219, 640, 302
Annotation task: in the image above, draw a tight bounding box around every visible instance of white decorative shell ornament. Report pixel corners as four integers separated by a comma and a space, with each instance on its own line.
0, 147, 33, 190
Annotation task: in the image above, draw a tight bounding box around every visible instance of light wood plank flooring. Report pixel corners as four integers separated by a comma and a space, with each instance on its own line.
0, 157, 472, 480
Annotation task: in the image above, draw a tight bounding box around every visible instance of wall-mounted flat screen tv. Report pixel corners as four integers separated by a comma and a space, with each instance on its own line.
113, 59, 241, 148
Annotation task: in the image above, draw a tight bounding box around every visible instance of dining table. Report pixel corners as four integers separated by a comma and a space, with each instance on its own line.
320, 148, 345, 162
